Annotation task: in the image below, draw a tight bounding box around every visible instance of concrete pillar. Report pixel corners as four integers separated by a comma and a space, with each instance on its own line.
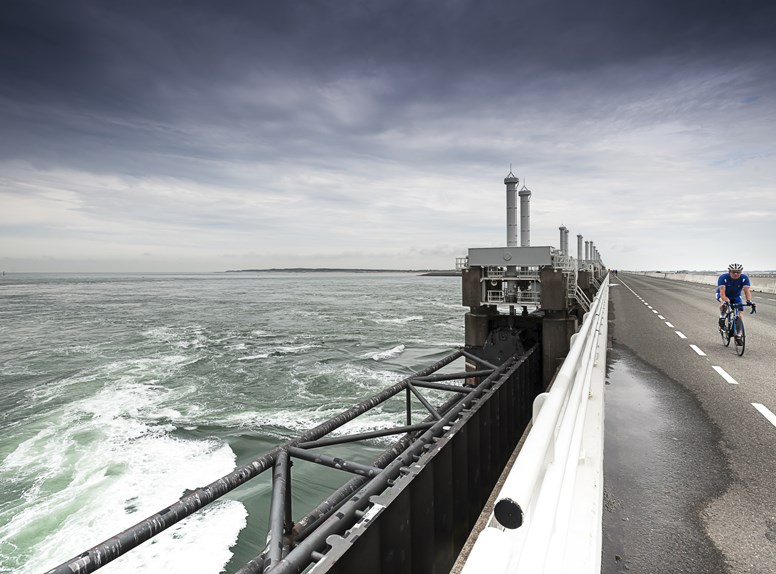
465, 311, 492, 347
577, 234, 583, 261
578, 270, 591, 287
542, 315, 578, 388
540, 266, 577, 386
540, 267, 567, 310
462, 267, 483, 308
578, 269, 594, 301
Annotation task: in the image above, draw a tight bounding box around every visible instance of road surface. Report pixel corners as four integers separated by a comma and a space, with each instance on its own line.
602, 273, 776, 574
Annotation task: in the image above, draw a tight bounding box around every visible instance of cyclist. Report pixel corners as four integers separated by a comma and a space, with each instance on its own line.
716, 263, 754, 330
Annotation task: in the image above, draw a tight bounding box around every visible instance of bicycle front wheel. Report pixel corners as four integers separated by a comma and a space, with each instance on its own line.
735, 317, 746, 356
722, 318, 731, 347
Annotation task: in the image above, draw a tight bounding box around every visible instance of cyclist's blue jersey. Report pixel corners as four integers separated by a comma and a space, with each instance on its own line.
716, 272, 750, 300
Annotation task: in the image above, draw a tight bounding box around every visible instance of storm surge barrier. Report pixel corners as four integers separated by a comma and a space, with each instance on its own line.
46, 343, 542, 574
460, 273, 610, 573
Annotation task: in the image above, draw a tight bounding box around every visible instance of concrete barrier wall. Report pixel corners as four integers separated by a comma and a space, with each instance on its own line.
638, 272, 776, 295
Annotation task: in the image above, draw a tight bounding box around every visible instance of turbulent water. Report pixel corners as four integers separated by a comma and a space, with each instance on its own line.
0, 272, 466, 573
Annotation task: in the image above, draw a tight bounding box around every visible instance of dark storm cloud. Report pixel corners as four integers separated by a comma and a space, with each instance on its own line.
2, 0, 776, 272
3, 0, 775, 175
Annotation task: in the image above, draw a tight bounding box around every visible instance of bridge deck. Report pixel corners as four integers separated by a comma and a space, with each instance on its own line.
604, 273, 776, 573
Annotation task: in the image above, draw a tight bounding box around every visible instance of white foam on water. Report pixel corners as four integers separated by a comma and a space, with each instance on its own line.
0, 355, 247, 574
331, 411, 410, 443
234, 342, 321, 362
141, 324, 212, 351
209, 362, 412, 439
307, 363, 405, 393
215, 405, 409, 447
429, 301, 466, 310
369, 344, 406, 361
428, 341, 464, 347
270, 343, 321, 355
218, 408, 342, 436
236, 353, 271, 361
373, 315, 424, 325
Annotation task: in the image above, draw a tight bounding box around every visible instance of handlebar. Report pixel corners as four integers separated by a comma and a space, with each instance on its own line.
724, 301, 757, 314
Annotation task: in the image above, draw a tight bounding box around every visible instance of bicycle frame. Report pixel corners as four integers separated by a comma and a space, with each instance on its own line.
720, 301, 754, 356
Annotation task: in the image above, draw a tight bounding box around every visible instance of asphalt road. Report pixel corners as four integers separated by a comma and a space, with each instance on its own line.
602, 273, 776, 574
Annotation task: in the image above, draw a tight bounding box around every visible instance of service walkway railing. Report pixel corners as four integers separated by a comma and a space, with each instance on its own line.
461, 273, 610, 574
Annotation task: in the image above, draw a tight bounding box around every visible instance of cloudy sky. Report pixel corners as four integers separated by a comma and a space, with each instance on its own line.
1, 0, 775, 272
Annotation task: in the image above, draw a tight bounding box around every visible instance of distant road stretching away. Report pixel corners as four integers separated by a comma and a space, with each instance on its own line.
603, 273, 776, 574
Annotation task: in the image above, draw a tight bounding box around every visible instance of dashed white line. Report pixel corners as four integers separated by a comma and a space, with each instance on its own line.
647, 306, 653, 309
675, 331, 686, 338
712, 366, 739, 385
752, 403, 776, 429
769, 299, 776, 302
652, 310, 658, 314
658, 315, 665, 320
665, 321, 674, 328
690, 344, 706, 356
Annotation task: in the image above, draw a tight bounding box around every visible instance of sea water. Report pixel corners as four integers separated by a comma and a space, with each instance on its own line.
0, 272, 465, 573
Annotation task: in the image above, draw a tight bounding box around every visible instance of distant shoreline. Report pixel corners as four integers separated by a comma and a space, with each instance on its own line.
224, 268, 461, 277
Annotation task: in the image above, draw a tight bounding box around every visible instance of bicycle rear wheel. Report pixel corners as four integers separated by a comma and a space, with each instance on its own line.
735, 317, 745, 356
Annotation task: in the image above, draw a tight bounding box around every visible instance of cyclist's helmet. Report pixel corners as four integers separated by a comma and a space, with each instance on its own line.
728, 263, 744, 272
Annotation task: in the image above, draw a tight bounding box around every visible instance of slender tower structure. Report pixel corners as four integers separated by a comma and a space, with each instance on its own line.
519, 184, 531, 247
559, 226, 568, 256
505, 171, 519, 247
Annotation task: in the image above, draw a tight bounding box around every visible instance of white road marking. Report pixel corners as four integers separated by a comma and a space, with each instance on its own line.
658, 315, 665, 319
665, 321, 674, 328
769, 298, 776, 302
652, 310, 658, 313
712, 366, 739, 385
647, 305, 653, 309
752, 403, 776, 429
675, 331, 686, 338
690, 344, 706, 356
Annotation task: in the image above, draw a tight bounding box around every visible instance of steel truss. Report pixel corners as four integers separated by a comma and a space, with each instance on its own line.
46, 347, 533, 574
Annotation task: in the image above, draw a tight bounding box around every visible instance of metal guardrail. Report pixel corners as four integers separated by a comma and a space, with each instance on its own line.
43, 343, 544, 574
638, 271, 776, 295
44, 351, 468, 574
461, 273, 610, 573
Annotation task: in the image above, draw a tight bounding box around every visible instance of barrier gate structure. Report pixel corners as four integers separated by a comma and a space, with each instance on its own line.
46, 345, 542, 574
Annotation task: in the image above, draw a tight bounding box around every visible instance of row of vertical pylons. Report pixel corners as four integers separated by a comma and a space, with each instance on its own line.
458, 170, 607, 389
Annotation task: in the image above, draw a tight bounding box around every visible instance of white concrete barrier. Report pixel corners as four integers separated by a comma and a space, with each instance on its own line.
638, 272, 776, 294
461, 275, 609, 574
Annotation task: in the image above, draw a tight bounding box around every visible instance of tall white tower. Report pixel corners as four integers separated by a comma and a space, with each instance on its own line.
519, 185, 531, 247
504, 171, 519, 247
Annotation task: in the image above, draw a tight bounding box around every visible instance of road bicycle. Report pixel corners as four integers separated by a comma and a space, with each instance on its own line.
719, 301, 756, 356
